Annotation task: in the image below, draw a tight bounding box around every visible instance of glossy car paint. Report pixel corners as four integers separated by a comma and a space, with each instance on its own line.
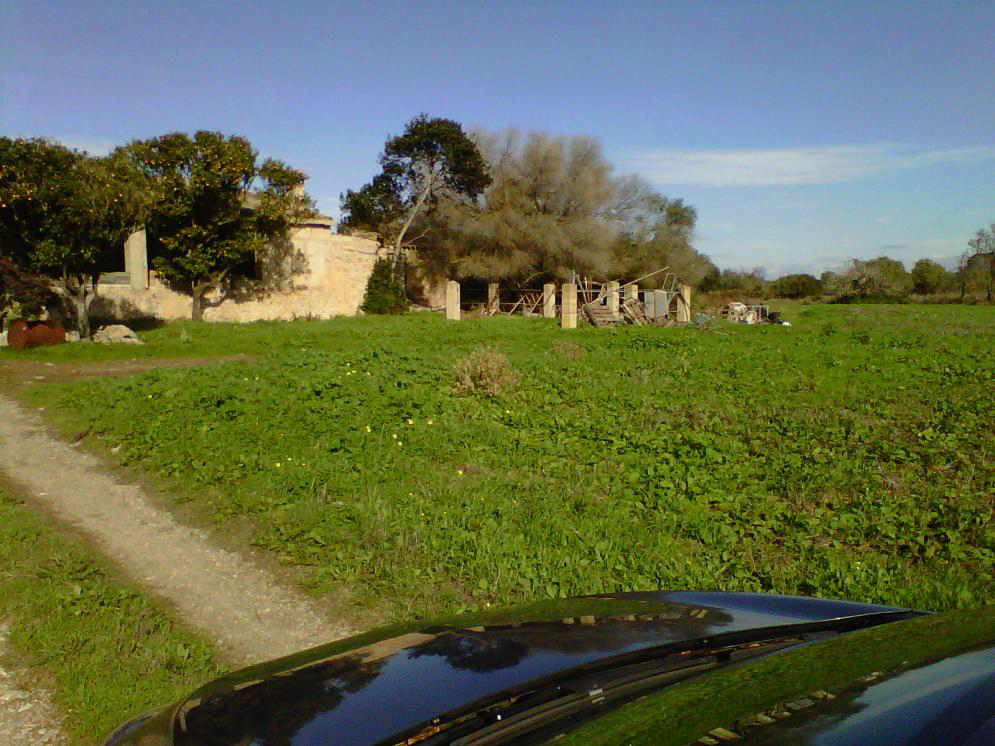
107, 592, 921, 744
557, 606, 994, 745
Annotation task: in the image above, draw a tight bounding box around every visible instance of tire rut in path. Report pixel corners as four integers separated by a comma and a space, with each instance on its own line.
0, 394, 359, 665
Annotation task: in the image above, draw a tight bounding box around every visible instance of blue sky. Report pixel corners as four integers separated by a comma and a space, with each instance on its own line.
2, 1, 992, 276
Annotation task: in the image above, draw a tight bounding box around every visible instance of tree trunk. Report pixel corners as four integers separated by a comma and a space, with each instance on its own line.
63, 275, 93, 338
191, 282, 205, 321
71, 289, 91, 339
391, 173, 436, 272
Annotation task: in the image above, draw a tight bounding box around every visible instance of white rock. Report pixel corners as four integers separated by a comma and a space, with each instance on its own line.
92, 324, 143, 345
65, 331, 81, 342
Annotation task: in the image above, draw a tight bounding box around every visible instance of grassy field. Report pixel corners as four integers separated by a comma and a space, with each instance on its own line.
11, 303, 994, 620
0, 487, 225, 743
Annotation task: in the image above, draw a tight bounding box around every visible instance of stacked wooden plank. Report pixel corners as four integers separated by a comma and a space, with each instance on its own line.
582, 304, 625, 327
621, 298, 649, 326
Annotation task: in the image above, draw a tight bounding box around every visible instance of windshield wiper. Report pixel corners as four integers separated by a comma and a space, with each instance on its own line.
397, 610, 919, 746
447, 637, 799, 746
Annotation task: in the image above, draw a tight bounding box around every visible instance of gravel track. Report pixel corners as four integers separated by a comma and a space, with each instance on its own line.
0, 393, 359, 665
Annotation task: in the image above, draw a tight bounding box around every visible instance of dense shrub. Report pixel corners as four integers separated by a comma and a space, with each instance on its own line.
831, 293, 909, 304
360, 258, 408, 315
453, 347, 520, 396
772, 273, 822, 299
0, 256, 55, 327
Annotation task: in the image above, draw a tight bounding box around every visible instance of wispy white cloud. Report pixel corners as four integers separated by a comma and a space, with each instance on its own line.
624, 144, 995, 187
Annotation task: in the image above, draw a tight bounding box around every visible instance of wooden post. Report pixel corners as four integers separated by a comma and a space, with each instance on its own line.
676, 284, 692, 322
561, 283, 577, 329
543, 283, 556, 318
607, 281, 619, 316
487, 282, 499, 314
446, 280, 461, 321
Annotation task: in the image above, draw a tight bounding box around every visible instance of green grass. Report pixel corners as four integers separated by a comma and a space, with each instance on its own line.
0, 318, 287, 363
0, 489, 226, 743
16, 303, 995, 620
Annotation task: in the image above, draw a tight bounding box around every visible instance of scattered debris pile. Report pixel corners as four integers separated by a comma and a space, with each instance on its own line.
720, 302, 790, 326
580, 268, 689, 328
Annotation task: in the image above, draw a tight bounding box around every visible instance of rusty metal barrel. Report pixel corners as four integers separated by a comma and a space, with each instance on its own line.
6, 320, 67, 349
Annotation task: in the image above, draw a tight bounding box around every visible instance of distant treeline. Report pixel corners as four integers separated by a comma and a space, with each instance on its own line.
702, 236, 995, 303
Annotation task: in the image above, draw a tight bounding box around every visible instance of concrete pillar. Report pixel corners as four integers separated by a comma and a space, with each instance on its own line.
623, 283, 638, 307
446, 280, 461, 321
543, 283, 556, 318
561, 283, 577, 329
125, 229, 149, 290
487, 282, 499, 314
676, 284, 692, 322
653, 290, 670, 318
607, 281, 619, 316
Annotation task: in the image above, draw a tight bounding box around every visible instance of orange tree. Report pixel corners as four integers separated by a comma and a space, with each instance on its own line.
0, 137, 146, 337
129, 131, 314, 320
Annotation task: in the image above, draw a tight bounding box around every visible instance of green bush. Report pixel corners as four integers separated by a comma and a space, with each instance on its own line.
360, 259, 408, 315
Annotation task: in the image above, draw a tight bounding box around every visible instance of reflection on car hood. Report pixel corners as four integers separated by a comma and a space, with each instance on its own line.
559, 606, 995, 746
150, 592, 908, 745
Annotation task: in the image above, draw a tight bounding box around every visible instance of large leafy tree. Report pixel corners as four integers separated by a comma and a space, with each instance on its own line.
130, 131, 314, 320
0, 137, 147, 336
0, 137, 80, 274
341, 115, 491, 270
39, 152, 148, 337
410, 129, 711, 287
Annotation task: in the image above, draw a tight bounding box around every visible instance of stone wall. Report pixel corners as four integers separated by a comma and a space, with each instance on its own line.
94, 223, 381, 322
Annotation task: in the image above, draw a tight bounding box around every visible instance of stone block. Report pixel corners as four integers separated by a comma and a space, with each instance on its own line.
543, 283, 556, 318
607, 281, 619, 315
487, 282, 499, 313
125, 229, 149, 290
677, 284, 692, 322
561, 283, 577, 329
446, 280, 461, 321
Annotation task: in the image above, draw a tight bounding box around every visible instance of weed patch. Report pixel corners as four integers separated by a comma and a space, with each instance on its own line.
453, 346, 521, 397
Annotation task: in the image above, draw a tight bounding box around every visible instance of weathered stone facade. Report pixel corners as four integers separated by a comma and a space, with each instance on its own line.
95, 218, 382, 322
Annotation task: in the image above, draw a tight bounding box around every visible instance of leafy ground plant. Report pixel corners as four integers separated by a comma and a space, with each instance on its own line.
15, 303, 995, 621
0, 487, 225, 743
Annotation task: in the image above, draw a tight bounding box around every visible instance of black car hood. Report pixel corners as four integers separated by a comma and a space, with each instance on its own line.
140, 592, 911, 745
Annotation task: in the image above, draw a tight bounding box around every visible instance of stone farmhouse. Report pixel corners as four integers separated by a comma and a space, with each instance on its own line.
93, 216, 400, 322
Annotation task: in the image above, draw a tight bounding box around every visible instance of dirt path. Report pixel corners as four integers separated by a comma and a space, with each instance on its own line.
0, 624, 67, 745
0, 393, 359, 665
0, 354, 252, 388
